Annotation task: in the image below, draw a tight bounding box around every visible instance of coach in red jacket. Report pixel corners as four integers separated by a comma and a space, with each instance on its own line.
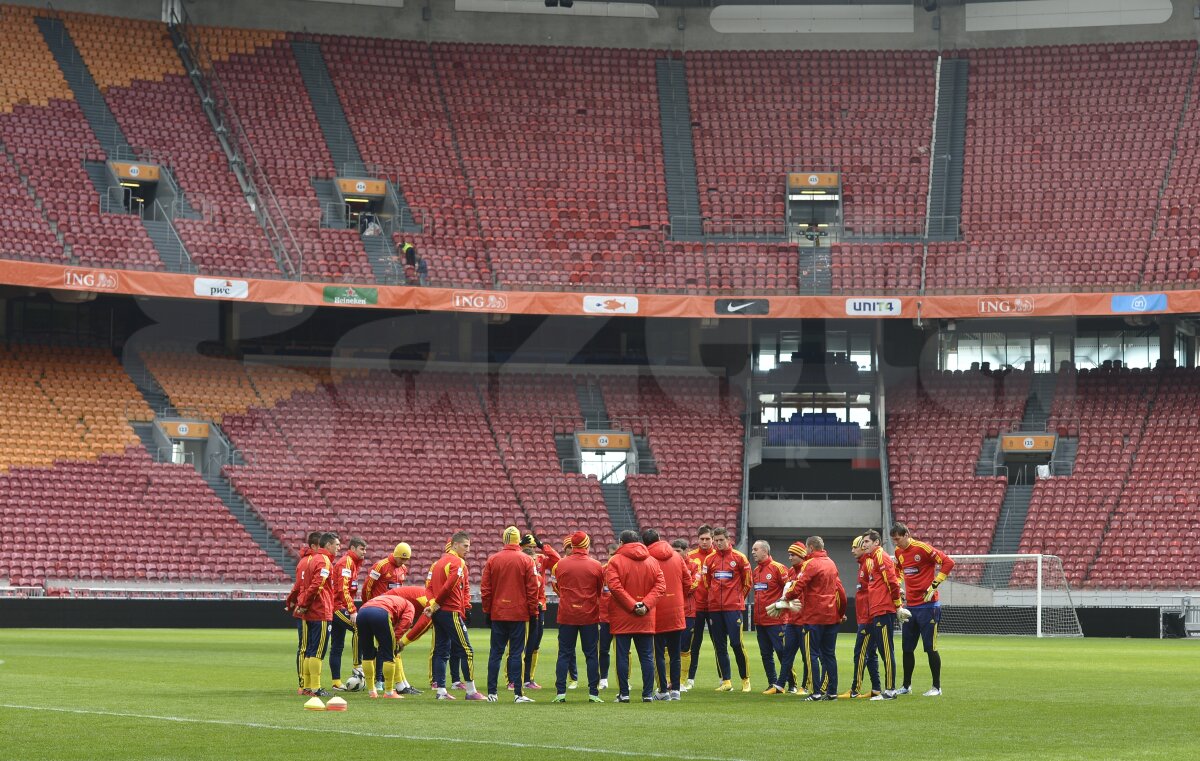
751, 540, 790, 695
785, 536, 847, 700
482, 526, 539, 702
605, 530, 666, 702
552, 530, 605, 701
293, 532, 339, 696
646, 529, 691, 699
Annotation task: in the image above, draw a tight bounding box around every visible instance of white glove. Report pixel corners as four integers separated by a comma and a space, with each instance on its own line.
786, 600, 803, 612
766, 605, 784, 619
897, 607, 912, 624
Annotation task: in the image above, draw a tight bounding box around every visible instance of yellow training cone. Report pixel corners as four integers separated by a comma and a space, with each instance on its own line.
303, 696, 326, 711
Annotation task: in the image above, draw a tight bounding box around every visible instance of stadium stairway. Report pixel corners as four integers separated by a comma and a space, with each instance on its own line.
1052, 436, 1078, 476
927, 57, 968, 240
975, 436, 999, 476
797, 243, 833, 294
1023, 373, 1057, 432
655, 58, 703, 240
311, 178, 348, 229
555, 435, 579, 473
982, 483, 1035, 586
202, 469, 296, 576
131, 421, 162, 460
576, 381, 609, 428
122, 350, 179, 417
600, 481, 640, 538
634, 436, 658, 474
36, 16, 197, 273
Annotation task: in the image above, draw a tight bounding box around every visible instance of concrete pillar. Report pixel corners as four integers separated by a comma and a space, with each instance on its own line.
1159, 318, 1176, 368
458, 317, 473, 362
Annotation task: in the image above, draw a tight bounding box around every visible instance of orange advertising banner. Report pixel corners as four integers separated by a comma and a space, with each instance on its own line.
2, 259, 1198, 321
336, 178, 387, 196
1000, 434, 1056, 453
788, 172, 840, 188
159, 421, 210, 439
110, 161, 160, 181
577, 433, 631, 450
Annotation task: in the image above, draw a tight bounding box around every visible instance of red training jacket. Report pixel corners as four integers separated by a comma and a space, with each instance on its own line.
285, 551, 314, 612
293, 548, 336, 622
385, 585, 435, 644
332, 551, 363, 614
533, 543, 561, 610
854, 553, 871, 625
428, 550, 470, 614
895, 538, 954, 606
648, 540, 692, 633
605, 542, 666, 635
599, 559, 612, 624
752, 556, 789, 627
685, 547, 711, 613
360, 589, 416, 643
865, 547, 904, 619
361, 556, 407, 605
785, 549, 846, 625
552, 547, 606, 626
481, 544, 539, 622
701, 547, 752, 612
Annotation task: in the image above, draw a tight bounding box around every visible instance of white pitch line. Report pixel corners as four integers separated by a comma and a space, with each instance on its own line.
0, 703, 751, 761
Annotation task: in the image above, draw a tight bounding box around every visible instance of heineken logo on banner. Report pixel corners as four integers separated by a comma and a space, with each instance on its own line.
323, 286, 378, 305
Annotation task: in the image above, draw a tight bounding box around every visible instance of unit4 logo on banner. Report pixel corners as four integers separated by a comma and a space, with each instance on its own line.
583, 296, 639, 314
845, 298, 900, 316
193, 278, 249, 299
62, 270, 119, 291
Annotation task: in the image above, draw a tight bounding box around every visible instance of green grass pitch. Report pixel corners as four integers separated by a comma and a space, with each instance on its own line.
0, 628, 1196, 760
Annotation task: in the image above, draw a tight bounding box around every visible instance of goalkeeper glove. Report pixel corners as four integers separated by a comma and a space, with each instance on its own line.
923, 580, 940, 603
897, 607, 912, 623
766, 605, 783, 619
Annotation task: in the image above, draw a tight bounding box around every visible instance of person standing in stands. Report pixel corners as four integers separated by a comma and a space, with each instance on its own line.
784, 536, 847, 701
684, 525, 717, 690
293, 532, 340, 697
285, 531, 322, 693
427, 531, 485, 700
481, 526, 539, 703
400, 241, 417, 267
750, 540, 791, 695
552, 531, 606, 703
519, 532, 561, 690
416, 256, 429, 286
891, 522, 954, 697
646, 529, 691, 700
606, 530, 666, 703
702, 527, 753, 693
329, 536, 367, 692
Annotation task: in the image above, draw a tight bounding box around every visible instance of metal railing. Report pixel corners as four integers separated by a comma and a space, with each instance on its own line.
749, 491, 882, 501
152, 199, 198, 274
169, 5, 304, 279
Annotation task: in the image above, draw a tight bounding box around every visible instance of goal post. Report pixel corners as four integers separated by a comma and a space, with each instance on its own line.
932, 554, 1083, 638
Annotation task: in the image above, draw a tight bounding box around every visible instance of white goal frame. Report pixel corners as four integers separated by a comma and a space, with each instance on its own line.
934, 553, 1084, 638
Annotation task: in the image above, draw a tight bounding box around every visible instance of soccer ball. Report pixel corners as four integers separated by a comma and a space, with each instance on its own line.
344, 671, 365, 692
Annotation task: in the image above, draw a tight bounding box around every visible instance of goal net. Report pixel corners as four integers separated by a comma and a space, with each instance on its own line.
931, 554, 1083, 637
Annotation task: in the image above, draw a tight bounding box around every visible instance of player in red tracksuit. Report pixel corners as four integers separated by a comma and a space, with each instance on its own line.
357, 589, 416, 699
427, 531, 484, 699
606, 531, 666, 702
646, 529, 692, 699
519, 533, 560, 689
891, 522, 955, 696
861, 529, 904, 699
841, 536, 881, 699
785, 536, 847, 700
293, 533, 340, 696
329, 537, 367, 691
597, 543, 616, 688
369, 585, 435, 696
361, 543, 411, 604
285, 531, 322, 692
750, 540, 790, 695
552, 530, 606, 701
683, 525, 716, 689
701, 527, 752, 692
482, 527, 540, 702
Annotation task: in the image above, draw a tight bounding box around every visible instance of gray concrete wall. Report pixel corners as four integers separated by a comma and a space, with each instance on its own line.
8, 0, 1197, 50
749, 498, 882, 531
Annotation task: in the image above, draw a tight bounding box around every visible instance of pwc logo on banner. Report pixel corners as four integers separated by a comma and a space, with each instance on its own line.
1110, 294, 1168, 314
977, 297, 1035, 315
193, 278, 249, 300
845, 298, 901, 316
583, 296, 639, 315
62, 270, 119, 291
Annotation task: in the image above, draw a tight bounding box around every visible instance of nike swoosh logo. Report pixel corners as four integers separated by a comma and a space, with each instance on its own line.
726, 302, 758, 313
